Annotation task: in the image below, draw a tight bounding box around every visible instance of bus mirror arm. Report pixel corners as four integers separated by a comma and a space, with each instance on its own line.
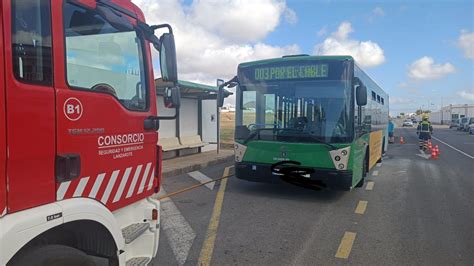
217, 76, 238, 108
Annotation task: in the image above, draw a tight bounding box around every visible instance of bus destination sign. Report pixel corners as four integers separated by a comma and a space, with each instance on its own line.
254, 64, 329, 81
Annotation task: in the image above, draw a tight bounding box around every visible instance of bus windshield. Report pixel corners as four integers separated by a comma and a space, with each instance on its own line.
236, 61, 353, 143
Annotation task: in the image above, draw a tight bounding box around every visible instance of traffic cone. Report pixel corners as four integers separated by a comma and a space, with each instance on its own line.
435, 145, 440, 156
428, 142, 432, 151
400, 136, 405, 144
431, 148, 438, 160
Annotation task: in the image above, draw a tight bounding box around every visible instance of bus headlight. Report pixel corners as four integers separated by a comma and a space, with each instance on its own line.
234, 143, 247, 162
329, 146, 351, 171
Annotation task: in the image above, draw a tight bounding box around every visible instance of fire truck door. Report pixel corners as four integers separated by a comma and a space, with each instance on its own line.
3, 0, 56, 213
0, 1, 7, 216
52, 3, 157, 210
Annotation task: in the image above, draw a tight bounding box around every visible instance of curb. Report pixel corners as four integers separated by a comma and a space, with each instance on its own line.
162, 154, 234, 178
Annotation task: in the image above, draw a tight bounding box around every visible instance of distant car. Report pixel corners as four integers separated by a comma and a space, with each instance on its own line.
465, 117, 474, 132
450, 118, 460, 129
469, 123, 474, 135
411, 118, 417, 123
458, 117, 469, 131
402, 120, 414, 127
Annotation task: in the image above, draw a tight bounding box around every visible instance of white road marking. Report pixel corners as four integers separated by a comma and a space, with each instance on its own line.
138, 163, 152, 194
160, 187, 196, 265
188, 171, 215, 190
101, 170, 120, 204
126, 165, 143, 198
57, 181, 71, 200
376, 163, 382, 167
432, 136, 474, 159
113, 167, 132, 203
372, 170, 379, 176
416, 150, 431, 160
89, 173, 106, 198
73, 176, 90, 197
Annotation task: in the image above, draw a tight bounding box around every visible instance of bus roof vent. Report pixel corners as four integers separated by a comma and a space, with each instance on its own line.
282, 54, 309, 58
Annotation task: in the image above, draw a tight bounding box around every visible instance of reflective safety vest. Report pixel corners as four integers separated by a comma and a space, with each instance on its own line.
419, 121, 431, 132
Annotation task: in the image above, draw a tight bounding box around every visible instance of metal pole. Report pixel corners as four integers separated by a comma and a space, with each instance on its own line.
216, 80, 221, 154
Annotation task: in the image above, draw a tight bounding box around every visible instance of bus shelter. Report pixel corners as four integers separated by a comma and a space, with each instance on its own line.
155, 79, 231, 159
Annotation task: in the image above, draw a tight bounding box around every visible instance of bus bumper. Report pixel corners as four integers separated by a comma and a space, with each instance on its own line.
235, 162, 353, 190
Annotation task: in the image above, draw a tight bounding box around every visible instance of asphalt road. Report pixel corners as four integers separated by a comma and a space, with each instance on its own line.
155, 126, 474, 265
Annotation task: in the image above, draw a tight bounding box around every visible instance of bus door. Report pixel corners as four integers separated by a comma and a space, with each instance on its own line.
52, 2, 158, 210
0, 1, 6, 216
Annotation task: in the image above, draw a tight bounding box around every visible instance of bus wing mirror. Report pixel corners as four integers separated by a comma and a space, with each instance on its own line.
159, 33, 178, 83
164, 87, 181, 108
216, 79, 226, 108
217, 86, 225, 108
356, 84, 367, 106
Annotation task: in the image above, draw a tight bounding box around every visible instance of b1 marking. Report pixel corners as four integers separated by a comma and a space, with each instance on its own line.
46, 212, 62, 222
64, 97, 83, 121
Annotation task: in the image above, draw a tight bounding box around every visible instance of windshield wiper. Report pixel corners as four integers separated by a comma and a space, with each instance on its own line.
242, 128, 275, 144
277, 128, 338, 150
242, 128, 338, 150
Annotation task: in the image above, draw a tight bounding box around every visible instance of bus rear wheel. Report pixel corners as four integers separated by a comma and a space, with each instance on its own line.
9, 244, 96, 266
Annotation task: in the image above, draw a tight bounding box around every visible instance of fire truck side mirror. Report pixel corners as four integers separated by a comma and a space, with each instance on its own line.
159, 33, 178, 84
164, 87, 181, 109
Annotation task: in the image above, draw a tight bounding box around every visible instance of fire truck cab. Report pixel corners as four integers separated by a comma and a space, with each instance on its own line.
0, 0, 178, 265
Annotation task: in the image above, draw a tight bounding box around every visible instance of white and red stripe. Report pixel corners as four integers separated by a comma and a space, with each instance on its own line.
126, 165, 143, 198
113, 167, 132, 203
137, 163, 152, 194
55, 163, 155, 204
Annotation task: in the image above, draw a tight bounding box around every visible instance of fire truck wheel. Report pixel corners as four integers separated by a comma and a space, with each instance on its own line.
10, 244, 96, 266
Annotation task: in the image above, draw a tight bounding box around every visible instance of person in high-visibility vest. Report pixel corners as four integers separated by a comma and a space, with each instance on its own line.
416, 115, 433, 150
388, 119, 395, 143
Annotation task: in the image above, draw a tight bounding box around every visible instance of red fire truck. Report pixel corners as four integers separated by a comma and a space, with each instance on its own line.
0, 0, 180, 265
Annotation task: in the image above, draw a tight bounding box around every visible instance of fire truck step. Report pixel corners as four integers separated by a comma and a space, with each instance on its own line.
126, 257, 151, 266
122, 223, 149, 244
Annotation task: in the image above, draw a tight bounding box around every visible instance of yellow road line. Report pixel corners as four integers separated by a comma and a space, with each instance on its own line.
335, 231, 357, 259
198, 166, 232, 266
365, 181, 374, 191
354, 200, 368, 214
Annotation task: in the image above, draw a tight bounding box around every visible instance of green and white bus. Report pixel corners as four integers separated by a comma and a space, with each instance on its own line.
223, 55, 389, 190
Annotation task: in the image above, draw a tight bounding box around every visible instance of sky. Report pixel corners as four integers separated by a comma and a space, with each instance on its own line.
133, 0, 474, 115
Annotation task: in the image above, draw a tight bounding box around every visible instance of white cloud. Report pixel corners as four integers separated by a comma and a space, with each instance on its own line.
457, 90, 474, 101
317, 26, 327, 37
458, 30, 474, 60
132, 0, 300, 89
313, 21, 385, 67
398, 82, 408, 88
188, 0, 287, 43
408, 56, 455, 80
390, 97, 413, 105
284, 8, 298, 25
372, 7, 385, 17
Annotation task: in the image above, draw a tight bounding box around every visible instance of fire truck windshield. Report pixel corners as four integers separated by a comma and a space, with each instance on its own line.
63, 3, 148, 111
